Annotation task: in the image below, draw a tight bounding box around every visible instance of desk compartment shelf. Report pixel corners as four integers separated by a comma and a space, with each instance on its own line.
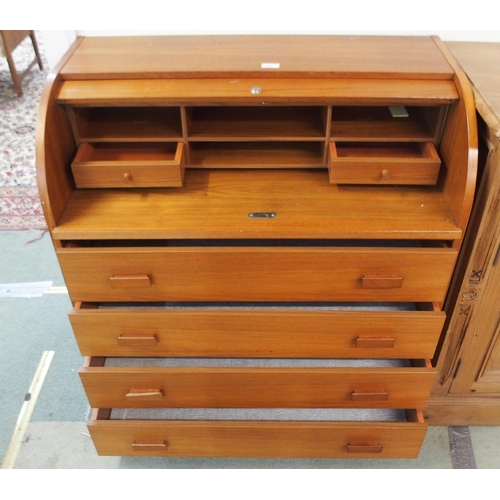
69, 106, 183, 142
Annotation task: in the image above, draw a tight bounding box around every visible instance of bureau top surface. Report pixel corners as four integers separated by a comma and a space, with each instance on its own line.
59, 36, 455, 80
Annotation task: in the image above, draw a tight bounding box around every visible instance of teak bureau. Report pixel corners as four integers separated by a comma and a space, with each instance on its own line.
36, 35, 477, 458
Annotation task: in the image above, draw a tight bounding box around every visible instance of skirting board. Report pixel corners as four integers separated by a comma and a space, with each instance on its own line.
424, 395, 500, 425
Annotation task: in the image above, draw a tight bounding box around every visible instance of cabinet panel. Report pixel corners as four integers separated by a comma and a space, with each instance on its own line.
450, 242, 500, 394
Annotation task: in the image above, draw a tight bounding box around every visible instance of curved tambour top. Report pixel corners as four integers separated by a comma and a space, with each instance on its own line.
36, 36, 477, 246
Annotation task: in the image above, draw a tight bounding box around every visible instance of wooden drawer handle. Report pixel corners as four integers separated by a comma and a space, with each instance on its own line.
351, 390, 389, 402
362, 275, 403, 289
355, 336, 395, 348
347, 443, 383, 454
117, 334, 158, 347
109, 275, 151, 288
132, 441, 168, 452
126, 389, 164, 400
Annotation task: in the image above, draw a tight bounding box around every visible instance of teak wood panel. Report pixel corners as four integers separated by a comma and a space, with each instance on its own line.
432, 38, 478, 247
88, 411, 426, 458
55, 79, 459, 106
80, 362, 436, 409
57, 247, 457, 303
88, 410, 426, 458
52, 170, 462, 241
59, 36, 455, 80
69, 304, 444, 358
35, 38, 83, 236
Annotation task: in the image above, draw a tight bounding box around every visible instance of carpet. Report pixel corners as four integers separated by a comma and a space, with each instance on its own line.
0, 31, 49, 230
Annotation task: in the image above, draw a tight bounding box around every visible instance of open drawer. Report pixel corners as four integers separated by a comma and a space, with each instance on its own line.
79, 357, 436, 409
71, 142, 185, 188
328, 142, 441, 185
70, 302, 444, 359
57, 245, 457, 303
88, 407, 428, 458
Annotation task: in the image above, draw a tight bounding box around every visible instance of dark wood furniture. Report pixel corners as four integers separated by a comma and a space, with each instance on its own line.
36, 35, 477, 458
425, 42, 500, 425
0, 30, 43, 96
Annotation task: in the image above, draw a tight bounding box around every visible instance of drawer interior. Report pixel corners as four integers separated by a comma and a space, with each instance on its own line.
101, 357, 413, 368
109, 407, 409, 422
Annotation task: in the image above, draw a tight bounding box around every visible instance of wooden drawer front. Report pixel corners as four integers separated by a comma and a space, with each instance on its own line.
58, 247, 457, 303
70, 304, 444, 359
88, 410, 427, 458
71, 142, 185, 188
79, 360, 436, 409
328, 142, 441, 185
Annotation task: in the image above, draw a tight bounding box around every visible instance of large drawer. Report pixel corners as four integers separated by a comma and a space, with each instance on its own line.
80, 357, 435, 409
57, 246, 457, 302
88, 408, 427, 458
70, 302, 444, 358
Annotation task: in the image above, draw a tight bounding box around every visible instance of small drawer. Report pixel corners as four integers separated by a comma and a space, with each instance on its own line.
79, 357, 436, 409
71, 142, 185, 188
70, 302, 444, 359
328, 142, 441, 185
57, 245, 457, 303
88, 408, 428, 458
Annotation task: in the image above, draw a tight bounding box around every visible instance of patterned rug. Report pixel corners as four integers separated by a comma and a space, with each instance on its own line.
0, 32, 49, 230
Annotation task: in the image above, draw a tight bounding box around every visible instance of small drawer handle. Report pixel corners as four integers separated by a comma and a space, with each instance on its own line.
347, 443, 383, 454
355, 336, 395, 348
126, 388, 164, 400
110, 275, 151, 288
362, 275, 403, 289
351, 390, 389, 402
117, 334, 158, 347
132, 441, 168, 452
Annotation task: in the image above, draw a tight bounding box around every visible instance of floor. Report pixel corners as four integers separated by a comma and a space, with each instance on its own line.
1, 230, 499, 469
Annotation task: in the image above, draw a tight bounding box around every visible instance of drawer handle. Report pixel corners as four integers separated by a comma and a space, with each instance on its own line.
347, 443, 383, 454
132, 440, 168, 452
117, 334, 158, 347
126, 389, 164, 400
355, 336, 395, 348
109, 275, 151, 288
351, 390, 389, 402
362, 275, 403, 289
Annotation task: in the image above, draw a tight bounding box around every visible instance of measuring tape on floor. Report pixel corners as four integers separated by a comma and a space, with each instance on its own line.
1, 351, 55, 469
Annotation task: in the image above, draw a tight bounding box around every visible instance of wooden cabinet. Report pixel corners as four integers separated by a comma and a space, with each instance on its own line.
425, 42, 500, 424
36, 35, 477, 457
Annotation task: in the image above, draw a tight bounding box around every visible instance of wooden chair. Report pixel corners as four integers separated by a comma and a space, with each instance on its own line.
0, 30, 43, 97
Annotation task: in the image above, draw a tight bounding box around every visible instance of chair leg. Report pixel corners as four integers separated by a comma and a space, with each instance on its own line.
30, 31, 44, 71
4, 50, 23, 96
